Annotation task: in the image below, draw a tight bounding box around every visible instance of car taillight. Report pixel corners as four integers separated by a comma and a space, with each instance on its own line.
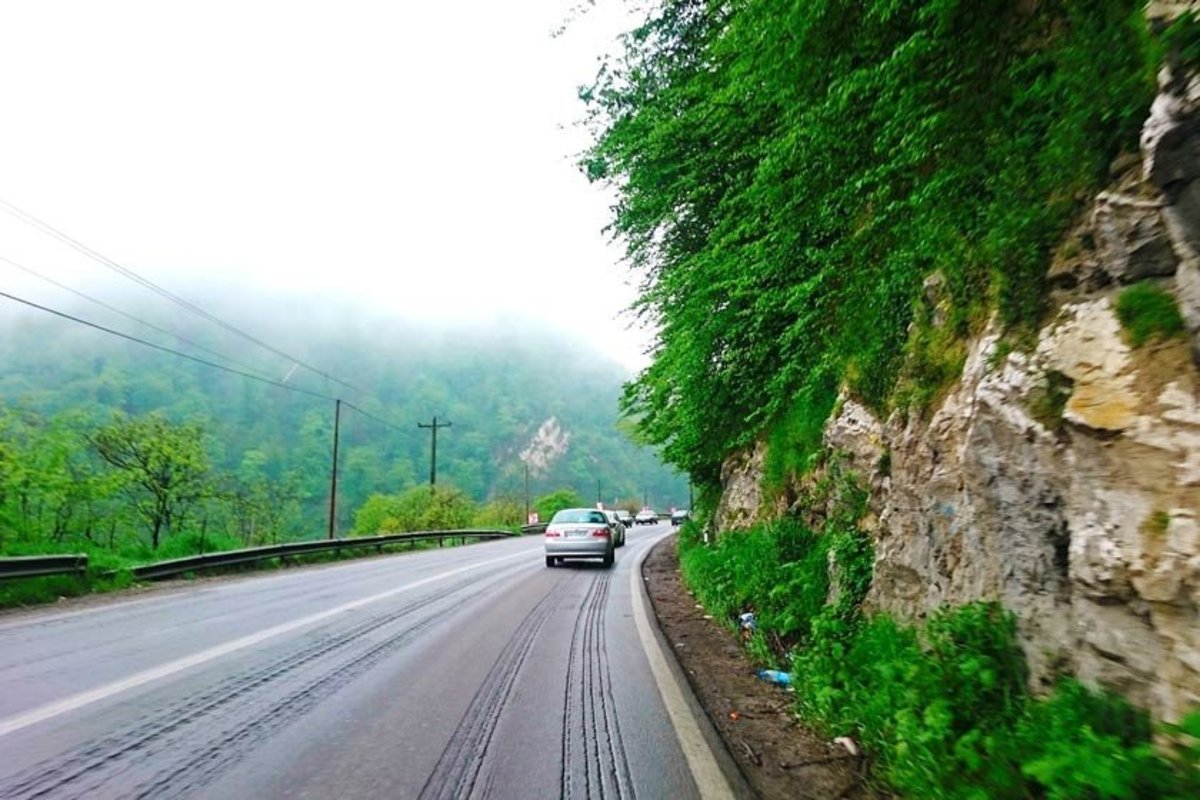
591, 527, 611, 538
545, 529, 562, 538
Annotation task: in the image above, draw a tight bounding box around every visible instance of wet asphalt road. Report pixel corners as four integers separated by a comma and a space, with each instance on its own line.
0, 523, 724, 799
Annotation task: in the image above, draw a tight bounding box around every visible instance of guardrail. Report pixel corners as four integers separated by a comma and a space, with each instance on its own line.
0, 554, 89, 580
0, 530, 514, 583
130, 530, 514, 581
520, 523, 548, 535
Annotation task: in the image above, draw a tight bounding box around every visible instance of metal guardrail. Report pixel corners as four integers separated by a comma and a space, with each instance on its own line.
130, 529, 514, 581
520, 523, 548, 535
0, 554, 89, 580
0, 530, 513, 583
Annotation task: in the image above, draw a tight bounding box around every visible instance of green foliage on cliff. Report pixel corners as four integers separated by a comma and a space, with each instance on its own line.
583, 0, 1156, 487
1116, 280, 1187, 346
1163, 9, 1200, 68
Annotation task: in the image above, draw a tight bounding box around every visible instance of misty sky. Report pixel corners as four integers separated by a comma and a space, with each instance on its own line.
0, 1, 651, 370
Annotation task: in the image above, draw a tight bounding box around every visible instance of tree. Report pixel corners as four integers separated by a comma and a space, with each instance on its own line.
219, 450, 301, 546
473, 496, 523, 528
88, 414, 211, 550
352, 484, 476, 534
0, 408, 114, 549
535, 489, 586, 522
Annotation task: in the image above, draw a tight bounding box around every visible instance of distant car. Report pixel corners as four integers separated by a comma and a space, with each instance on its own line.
635, 509, 658, 525
603, 509, 627, 547
671, 509, 690, 526
544, 507, 615, 568
615, 509, 634, 527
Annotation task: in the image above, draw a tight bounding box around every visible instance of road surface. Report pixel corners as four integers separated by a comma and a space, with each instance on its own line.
0, 523, 745, 799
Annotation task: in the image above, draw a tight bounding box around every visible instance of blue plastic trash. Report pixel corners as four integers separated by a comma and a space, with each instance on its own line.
756, 669, 792, 687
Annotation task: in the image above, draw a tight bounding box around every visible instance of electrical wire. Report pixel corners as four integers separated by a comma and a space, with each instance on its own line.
0, 253, 280, 383
342, 401, 414, 437
0, 290, 336, 402
0, 196, 368, 396
1, 290, 415, 437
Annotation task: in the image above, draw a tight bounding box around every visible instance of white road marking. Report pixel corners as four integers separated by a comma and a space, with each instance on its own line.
0, 548, 531, 739
629, 533, 736, 800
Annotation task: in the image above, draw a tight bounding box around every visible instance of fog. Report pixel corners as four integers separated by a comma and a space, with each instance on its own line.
0, 0, 650, 371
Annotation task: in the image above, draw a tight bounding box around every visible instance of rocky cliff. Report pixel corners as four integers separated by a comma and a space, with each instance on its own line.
716, 2, 1200, 723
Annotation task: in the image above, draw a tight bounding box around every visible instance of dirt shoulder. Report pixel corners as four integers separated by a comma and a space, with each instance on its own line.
642, 533, 870, 800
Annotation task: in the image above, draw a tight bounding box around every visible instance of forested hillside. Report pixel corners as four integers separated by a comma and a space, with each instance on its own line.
0, 292, 686, 555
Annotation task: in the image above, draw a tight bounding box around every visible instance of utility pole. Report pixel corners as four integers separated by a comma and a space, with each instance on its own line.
524, 461, 530, 522
418, 416, 452, 489
596, 479, 602, 507
328, 398, 341, 540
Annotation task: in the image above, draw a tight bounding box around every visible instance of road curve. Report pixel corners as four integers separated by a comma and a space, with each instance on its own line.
0, 523, 744, 799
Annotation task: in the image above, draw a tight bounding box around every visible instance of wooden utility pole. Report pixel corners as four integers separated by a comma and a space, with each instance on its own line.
418, 416, 452, 488
328, 398, 341, 539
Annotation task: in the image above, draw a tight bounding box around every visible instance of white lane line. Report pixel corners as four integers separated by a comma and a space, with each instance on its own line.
0, 548, 531, 739
629, 535, 736, 800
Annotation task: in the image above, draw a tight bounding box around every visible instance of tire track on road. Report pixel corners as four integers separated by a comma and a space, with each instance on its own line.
0, 563, 528, 800
417, 578, 573, 800
561, 571, 635, 800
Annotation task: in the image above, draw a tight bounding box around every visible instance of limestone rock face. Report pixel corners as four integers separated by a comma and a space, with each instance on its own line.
825, 298, 1200, 719
713, 440, 767, 533
1093, 193, 1177, 284
1142, 56, 1200, 357
822, 299, 1200, 720
1037, 299, 1140, 432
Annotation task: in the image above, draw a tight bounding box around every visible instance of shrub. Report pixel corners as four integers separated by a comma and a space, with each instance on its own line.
680, 519, 829, 657
1016, 680, 1173, 799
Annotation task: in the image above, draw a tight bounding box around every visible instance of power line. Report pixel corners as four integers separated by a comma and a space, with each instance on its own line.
1, 290, 416, 440
0, 253, 280, 383
342, 401, 414, 437
0, 196, 367, 396
0, 290, 336, 402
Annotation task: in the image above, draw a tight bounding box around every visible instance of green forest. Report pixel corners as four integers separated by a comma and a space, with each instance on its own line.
0, 293, 686, 561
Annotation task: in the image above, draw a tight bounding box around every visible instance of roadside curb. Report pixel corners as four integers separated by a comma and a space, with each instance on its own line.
630, 531, 754, 799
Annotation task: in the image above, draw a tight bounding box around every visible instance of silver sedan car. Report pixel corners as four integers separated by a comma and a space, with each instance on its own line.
544, 508, 615, 568
603, 509, 627, 547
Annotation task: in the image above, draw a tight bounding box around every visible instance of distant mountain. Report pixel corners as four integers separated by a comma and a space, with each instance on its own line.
0, 290, 687, 534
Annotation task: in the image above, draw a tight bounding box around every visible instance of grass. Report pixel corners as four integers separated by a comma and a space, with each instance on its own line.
1028, 370, 1075, 430
1115, 282, 1187, 347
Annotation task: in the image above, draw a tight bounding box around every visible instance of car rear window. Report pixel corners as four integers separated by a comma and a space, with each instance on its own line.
551, 509, 609, 524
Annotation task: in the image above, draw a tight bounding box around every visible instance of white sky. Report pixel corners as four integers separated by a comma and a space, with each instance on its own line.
0, 0, 652, 370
